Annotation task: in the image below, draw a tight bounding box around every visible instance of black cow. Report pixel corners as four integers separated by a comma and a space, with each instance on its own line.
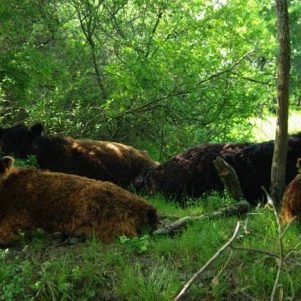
135, 134, 301, 205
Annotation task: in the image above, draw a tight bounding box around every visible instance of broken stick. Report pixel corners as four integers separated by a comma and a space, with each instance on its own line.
154, 201, 250, 235
213, 156, 244, 200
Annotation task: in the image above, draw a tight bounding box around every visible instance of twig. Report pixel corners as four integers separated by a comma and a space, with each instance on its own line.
194, 50, 255, 87
285, 241, 301, 259
212, 249, 234, 284
283, 262, 295, 301
262, 187, 284, 301
154, 201, 250, 236
47, 282, 56, 301
280, 216, 296, 240
123, 50, 255, 115
173, 222, 241, 301
270, 203, 283, 301
243, 214, 251, 235
47, 281, 73, 301
230, 246, 279, 259
229, 71, 272, 86
239, 291, 259, 301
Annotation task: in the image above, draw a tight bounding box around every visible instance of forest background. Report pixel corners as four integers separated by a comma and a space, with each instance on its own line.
1, 0, 301, 161
2, 1, 301, 300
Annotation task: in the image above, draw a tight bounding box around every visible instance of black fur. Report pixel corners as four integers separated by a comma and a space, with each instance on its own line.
138, 134, 301, 205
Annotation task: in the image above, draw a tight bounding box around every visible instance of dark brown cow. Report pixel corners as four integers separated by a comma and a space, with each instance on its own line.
0, 123, 158, 188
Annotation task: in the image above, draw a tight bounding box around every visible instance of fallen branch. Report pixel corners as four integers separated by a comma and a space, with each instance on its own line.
170, 187, 297, 301
173, 221, 241, 301
230, 246, 279, 259
213, 156, 244, 200
154, 201, 250, 236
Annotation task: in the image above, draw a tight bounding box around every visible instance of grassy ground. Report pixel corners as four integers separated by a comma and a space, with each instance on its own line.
1, 193, 301, 301
2, 112, 301, 300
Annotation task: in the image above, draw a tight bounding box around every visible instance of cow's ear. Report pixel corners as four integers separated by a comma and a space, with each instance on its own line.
30, 123, 44, 138
297, 158, 301, 174
3, 156, 14, 169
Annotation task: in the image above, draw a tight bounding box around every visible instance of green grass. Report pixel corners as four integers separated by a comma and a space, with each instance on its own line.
1, 194, 301, 301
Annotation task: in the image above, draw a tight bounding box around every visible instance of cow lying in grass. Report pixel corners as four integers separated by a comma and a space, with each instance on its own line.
0, 123, 158, 188
0, 156, 158, 246
281, 158, 301, 223
135, 133, 301, 205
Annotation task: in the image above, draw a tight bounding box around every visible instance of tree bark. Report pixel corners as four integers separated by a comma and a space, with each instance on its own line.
270, 0, 290, 203
213, 156, 244, 200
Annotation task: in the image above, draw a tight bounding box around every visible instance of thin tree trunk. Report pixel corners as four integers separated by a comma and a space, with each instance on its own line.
270, 0, 290, 203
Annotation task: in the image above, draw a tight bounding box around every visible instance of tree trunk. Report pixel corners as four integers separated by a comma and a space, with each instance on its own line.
270, 0, 291, 203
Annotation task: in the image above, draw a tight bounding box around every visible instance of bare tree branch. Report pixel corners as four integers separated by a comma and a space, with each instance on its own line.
173, 222, 241, 301
123, 50, 255, 114
229, 71, 272, 86
230, 246, 279, 259
154, 201, 250, 236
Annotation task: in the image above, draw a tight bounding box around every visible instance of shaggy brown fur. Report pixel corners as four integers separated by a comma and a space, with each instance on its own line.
0, 156, 158, 246
0, 124, 158, 188
281, 158, 301, 223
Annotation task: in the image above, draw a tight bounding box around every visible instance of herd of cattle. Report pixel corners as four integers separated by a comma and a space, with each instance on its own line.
0, 123, 300, 246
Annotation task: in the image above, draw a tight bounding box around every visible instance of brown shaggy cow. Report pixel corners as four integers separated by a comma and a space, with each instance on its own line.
0, 156, 158, 246
0, 123, 158, 188
281, 158, 301, 223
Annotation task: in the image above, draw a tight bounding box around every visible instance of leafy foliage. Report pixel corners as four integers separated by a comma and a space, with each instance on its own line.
119, 234, 150, 254
0, 0, 288, 159
13, 156, 38, 168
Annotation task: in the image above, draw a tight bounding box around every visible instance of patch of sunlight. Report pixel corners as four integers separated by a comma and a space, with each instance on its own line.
250, 111, 301, 142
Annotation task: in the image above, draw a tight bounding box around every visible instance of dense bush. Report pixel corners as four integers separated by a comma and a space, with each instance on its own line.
0, 0, 286, 159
